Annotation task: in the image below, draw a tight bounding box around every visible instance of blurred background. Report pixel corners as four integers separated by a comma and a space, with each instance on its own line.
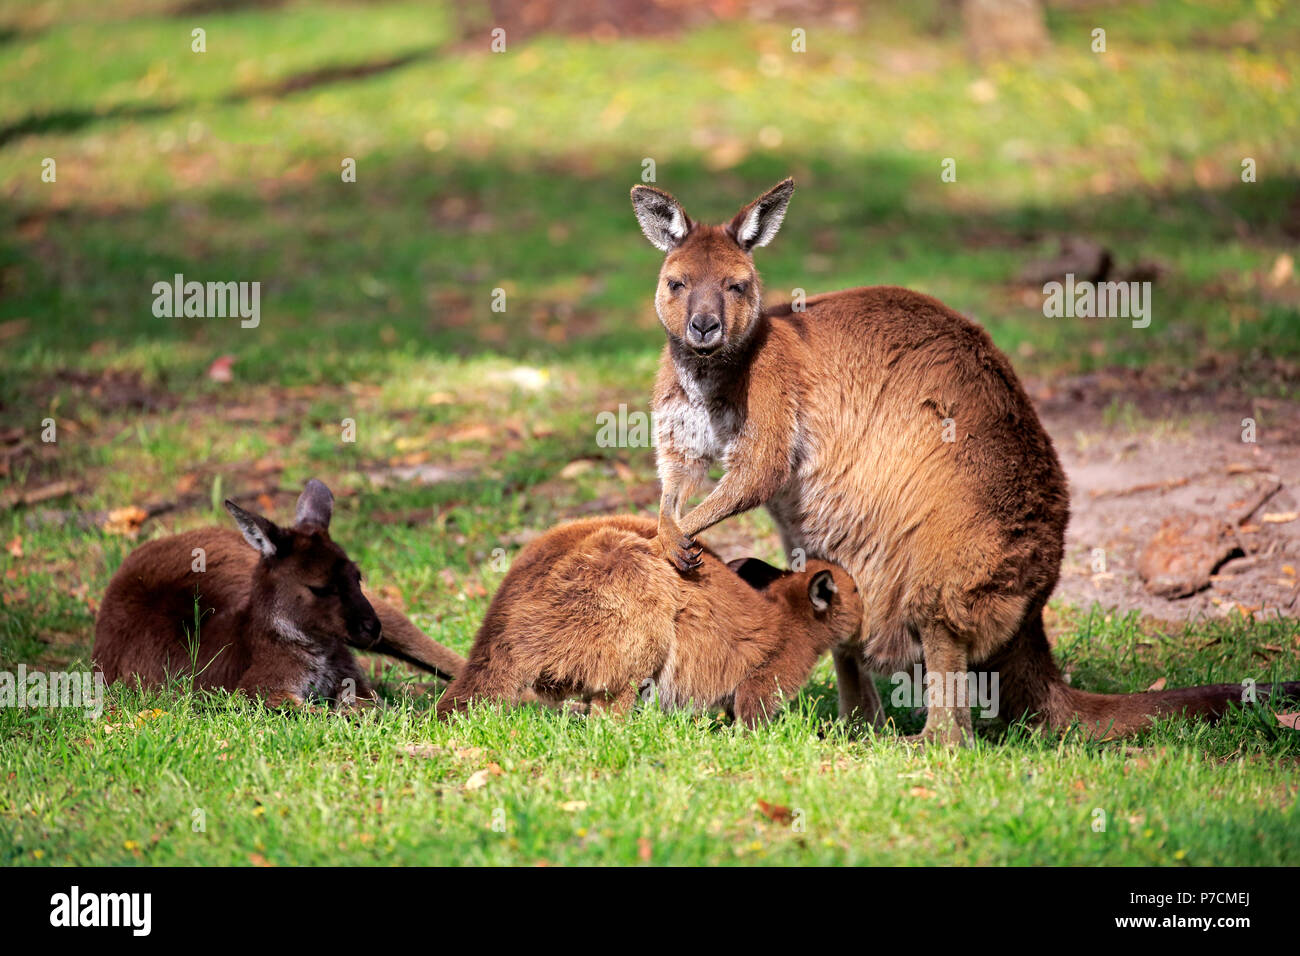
0, 0, 1297, 664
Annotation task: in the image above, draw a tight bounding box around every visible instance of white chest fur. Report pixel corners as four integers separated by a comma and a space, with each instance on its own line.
657, 398, 728, 462
272, 615, 332, 697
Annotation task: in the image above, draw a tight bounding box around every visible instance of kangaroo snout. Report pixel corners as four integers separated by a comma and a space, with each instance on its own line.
686, 312, 722, 350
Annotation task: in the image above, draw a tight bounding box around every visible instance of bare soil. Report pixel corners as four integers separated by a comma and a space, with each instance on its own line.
1030, 367, 1300, 622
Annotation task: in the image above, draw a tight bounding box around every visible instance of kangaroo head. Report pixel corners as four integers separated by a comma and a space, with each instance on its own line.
728, 555, 861, 645
224, 478, 380, 648
630, 178, 794, 359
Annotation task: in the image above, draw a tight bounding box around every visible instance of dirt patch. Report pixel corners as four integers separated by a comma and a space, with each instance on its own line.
53, 368, 177, 415
1030, 366, 1300, 622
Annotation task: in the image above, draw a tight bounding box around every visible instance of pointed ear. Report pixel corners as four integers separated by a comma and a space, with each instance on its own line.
808, 569, 837, 612
727, 557, 788, 591
727, 178, 795, 252
630, 184, 691, 252
224, 500, 283, 557
294, 478, 334, 529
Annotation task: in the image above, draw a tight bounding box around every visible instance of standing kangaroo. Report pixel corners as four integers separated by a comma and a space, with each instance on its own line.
94, 479, 465, 707
436, 515, 861, 725
630, 178, 1300, 743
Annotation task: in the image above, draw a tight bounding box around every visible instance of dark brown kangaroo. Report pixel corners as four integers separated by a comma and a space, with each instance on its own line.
93, 479, 465, 708
436, 515, 861, 726
630, 178, 1300, 743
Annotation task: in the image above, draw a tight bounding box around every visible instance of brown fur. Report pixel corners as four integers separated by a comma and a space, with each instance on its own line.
631, 179, 1300, 743
93, 480, 465, 708
436, 515, 861, 725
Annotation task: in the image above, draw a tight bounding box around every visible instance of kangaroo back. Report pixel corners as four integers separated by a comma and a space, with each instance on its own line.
439, 516, 681, 712
93, 528, 256, 690
439, 514, 862, 722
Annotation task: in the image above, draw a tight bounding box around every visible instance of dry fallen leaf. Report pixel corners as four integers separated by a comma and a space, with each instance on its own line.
1262, 512, 1299, 524
559, 800, 588, 813
637, 837, 652, 862
1147, 677, 1167, 692
1268, 253, 1294, 287
102, 505, 149, 537
398, 744, 441, 758
449, 424, 493, 443
5, 535, 21, 558
756, 800, 793, 824
464, 769, 491, 791
908, 786, 937, 799
207, 355, 235, 382
1275, 712, 1300, 731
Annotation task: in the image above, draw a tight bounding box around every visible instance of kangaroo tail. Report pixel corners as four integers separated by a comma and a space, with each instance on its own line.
987, 609, 1300, 739
1061, 680, 1300, 738
362, 591, 466, 682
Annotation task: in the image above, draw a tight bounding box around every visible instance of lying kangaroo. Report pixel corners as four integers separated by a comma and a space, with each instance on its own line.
630, 178, 1300, 743
436, 515, 861, 725
93, 479, 465, 708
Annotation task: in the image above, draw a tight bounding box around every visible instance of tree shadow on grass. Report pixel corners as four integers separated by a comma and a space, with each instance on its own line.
1, 148, 1297, 417
0, 102, 177, 148
0, 47, 436, 149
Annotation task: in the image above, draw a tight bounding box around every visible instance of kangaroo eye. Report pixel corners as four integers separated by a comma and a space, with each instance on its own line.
308, 585, 335, 598
729, 282, 748, 294
666, 279, 685, 292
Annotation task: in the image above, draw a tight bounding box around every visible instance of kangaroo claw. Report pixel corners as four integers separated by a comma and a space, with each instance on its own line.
670, 543, 704, 572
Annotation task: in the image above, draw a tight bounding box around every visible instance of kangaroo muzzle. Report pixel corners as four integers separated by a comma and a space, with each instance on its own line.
686, 312, 722, 351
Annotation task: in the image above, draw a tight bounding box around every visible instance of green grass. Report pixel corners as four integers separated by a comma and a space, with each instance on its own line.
1, 0, 1299, 865
3, 611, 1298, 866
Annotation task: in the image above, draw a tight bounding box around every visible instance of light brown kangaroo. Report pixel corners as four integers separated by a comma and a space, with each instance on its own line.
93, 479, 465, 708
630, 178, 1300, 743
436, 515, 861, 726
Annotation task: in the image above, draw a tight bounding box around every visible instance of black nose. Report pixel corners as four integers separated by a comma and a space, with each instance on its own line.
361, 617, 381, 643
687, 313, 722, 348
